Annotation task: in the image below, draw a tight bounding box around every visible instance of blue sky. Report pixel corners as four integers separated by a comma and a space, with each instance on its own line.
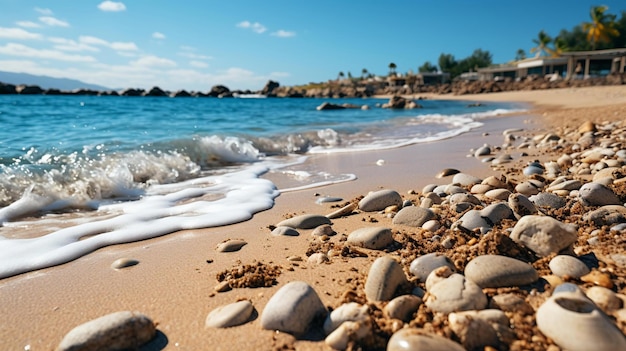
0, 1, 624, 91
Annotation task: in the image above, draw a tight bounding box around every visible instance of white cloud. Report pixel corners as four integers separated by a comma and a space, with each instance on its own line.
98, 1, 127, 12
110, 41, 138, 51
236, 21, 267, 34
16, 21, 41, 28
152, 32, 166, 40
130, 55, 177, 68
39, 16, 70, 27
35, 7, 53, 16
271, 30, 296, 38
0, 43, 96, 62
178, 52, 212, 60
189, 60, 208, 68
78, 35, 138, 52
79, 35, 109, 46
49, 37, 100, 52
0, 27, 42, 40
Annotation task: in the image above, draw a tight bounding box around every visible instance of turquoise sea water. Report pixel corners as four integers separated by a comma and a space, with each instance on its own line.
0, 95, 523, 278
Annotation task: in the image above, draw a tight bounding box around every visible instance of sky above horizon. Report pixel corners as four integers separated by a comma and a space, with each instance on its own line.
0, 1, 624, 91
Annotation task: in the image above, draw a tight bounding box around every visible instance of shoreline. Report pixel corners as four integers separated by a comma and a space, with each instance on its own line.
2, 86, 626, 350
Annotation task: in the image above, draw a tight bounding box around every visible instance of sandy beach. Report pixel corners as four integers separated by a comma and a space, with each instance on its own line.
2, 85, 626, 350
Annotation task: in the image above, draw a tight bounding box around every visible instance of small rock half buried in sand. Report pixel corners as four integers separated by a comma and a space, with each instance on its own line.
110, 258, 139, 270
216, 239, 247, 252
205, 300, 254, 328
56, 311, 156, 351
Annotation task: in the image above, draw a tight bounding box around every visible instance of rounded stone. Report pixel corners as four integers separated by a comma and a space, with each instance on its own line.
536, 290, 626, 351
326, 202, 358, 219
323, 302, 369, 335
455, 202, 513, 232
111, 258, 139, 270
384, 295, 422, 322
311, 224, 335, 237
515, 181, 541, 196
271, 226, 300, 236
308, 252, 329, 265
358, 189, 403, 212
448, 311, 499, 350
421, 219, 440, 232
205, 300, 254, 328
364, 256, 407, 302
56, 311, 156, 351
549, 255, 590, 279
436, 168, 460, 178
509, 215, 578, 257
474, 144, 491, 157
387, 328, 465, 351
484, 188, 511, 201
452, 173, 482, 187
216, 239, 247, 252
276, 214, 331, 229
529, 192, 566, 209
448, 193, 482, 205
424, 273, 488, 313
347, 227, 393, 250
260, 281, 327, 335
465, 255, 538, 288
586, 286, 623, 313
409, 253, 455, 283
391, 206, 435, 227
325, 320, 370, 350
490, 293, 534, 315
508, 193, 537, 219
548, 179, 582, 192
578, 182, 622, 206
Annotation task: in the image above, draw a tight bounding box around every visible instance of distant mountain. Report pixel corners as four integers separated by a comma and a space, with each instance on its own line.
0, 71, 112, 91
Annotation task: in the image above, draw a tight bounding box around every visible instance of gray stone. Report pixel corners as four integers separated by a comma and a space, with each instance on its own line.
261, 281, 327, 335
586, 286, 623, 312
436, 168, 461, 178
509, 215, 578, 257
452, 173, 482, 187
523, 165, 544, 176
384, 295, 422, 322
490, 293, 534, 315
465, 255, 538, 288
448, 193, 482, 205
271, 226, 300, 236
358, 189, 402, 212
548, 179, 582, 192
529, 192, 566, 209
515, 181, 541, 196
454, 202, 513, 232
448, 311, 499, 350
311, 224, 335, 237
347, 227, 393, 250
387, 329, 465, 351
323, 302, 369, 335
582, 205, 626, 226
111, 258, 139, 269
484, 188, 511, 201
205, 300, 254, 328
216, 239, 247, 252
364, 256, 407, 302
474, 144, 491, 157
277, 214, 331, 229
56, 311, 156, 351
316, 196, 342, 204
409, 253, 455, 282
508, 193, 537, 219
549, 255, 590, 279
392, 206, 435, 227
578, 182, 622, 206
424, 273, 488, 313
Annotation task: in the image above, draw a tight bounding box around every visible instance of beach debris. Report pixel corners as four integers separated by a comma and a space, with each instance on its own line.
216, 262, 281, 288
271, 226, 300, 236
56, 311, 156, 351
216, 239, 247, 252
205, 300, 254, 328
391, 206, 435, 227
110, 258, 139, 270
509, 215, 577, 257
347, 227, 393, 250
358, 189, 403, 212
536, 289, 626, 351
364, 256, 407, 302
375, 159, 385, 166
387, 328, 465, 351
326, 202, 358, 219
260, 281, 327, 335
464, 254, 538, 288
276, 214, 331, 229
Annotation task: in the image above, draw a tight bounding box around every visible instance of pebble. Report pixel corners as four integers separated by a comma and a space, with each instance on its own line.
448, 311, 500, 350
56, 311, 156, 351
358, 189, 403, 212
523, 165, 544, 176
515, 181, 541, 196
484, 188, 511, 200
436, 168, 460, 178
409, 253, 455, 282
578, 182, 622, 206
536, 290, 626, 351
464, 255, 538, 288
529, 192, 566, 209
216, 239, 247, 252
391, 206, 435, 227
508, 193, 537, 219
308, 252, 329, 265
454, 202, 513, 233
509, 215, 578, 257
549, 255, 590, 279
582, 205, 626, 226
580, 270, 614, 289
364, 256, 407, 302
421, 219, 440, 232
452, 173, 482, 187
384, 295, 422, 322
111, 258, 139, 270
325, 320, 370, 351
470, 183, 493, 194
482, 175, 507, 188
205, 300, 254, 328
271, 226, 300, 236
326, 202, 358, 219
260, 281, 327, 335
424, 273, 487, 313
316, 196, 342, 204
586, 286, 623, 312
490, 293, 534, 315
311, 224, 335, 237
387, 328, 465, 351
276, 214, 331, 229
323, 302, 369, 335
448, 193, 482, 205
474, 144, 491, 157
347, 227, 393, 250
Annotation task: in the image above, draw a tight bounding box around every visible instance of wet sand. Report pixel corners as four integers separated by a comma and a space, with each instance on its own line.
1, 85, 626, 350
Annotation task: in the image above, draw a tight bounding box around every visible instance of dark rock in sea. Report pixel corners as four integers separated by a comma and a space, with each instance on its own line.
0, 82, 17, 94
73, 89, 99, 96
144, 86, 168, 97
382, 95, 422, 109
121, 88, 144, 96
44, 88, 65, 95
317, 102, 346, 111
261, 80, 280, 95
16, 84, 44, 94
208, 85, 230, 97
173, 90, 192, 97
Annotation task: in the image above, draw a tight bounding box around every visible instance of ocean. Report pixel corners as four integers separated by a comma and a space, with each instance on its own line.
0, 95, 523, 279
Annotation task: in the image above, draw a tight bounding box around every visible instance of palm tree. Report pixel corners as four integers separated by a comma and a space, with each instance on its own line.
515, 49, 527, 61
530, 30, 555, 57
582, 5, 619, 50
361, 68, 368, 79
388, 62, 397, 76
337, 71, 345, 81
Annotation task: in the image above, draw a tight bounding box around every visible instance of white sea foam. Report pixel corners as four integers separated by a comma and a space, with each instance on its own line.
0, 165, 279, 279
